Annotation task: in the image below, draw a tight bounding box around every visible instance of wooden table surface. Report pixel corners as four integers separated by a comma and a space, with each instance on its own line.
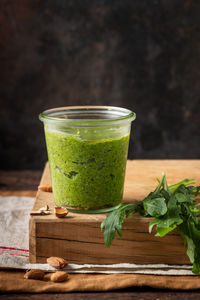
0, 168, 200, 299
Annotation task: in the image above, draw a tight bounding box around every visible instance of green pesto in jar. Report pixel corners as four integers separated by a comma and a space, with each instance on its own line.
45, 130, 129, 210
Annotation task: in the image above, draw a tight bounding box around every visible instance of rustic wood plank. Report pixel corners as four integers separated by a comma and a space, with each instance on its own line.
29, 160, 200, 264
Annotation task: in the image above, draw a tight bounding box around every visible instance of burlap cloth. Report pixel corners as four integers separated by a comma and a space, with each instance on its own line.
0, 190, 200, 292
1, 271, 200, 292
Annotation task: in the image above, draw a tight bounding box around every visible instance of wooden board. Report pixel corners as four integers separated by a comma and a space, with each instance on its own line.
29, 160, 200, 264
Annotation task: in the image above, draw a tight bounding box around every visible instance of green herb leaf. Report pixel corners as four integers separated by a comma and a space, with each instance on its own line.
175, 193, 188, 203
143, 197, 167, 217
100, 173, 200, 274
100, 203, 136, 247
169, 179, 195, 193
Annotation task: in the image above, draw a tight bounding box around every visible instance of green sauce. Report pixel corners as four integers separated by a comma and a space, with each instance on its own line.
45, 131, 129, 210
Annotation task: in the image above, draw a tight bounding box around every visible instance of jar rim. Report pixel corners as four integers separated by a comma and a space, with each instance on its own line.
39, 106, 136, 127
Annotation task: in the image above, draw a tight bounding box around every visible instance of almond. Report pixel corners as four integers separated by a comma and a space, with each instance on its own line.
47, 257, 68, 269
39, 205, 49, 211
54, 207, 68, 218
42, 210, 51, 215
50, 271, 68, 282
30, 205, 51, 216
30, 210, 51, 216
24, 269, 45, 280
30, 210, 46, 216
38, 184, 52, 192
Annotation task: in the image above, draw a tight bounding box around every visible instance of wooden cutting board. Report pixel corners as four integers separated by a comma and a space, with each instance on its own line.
29, 160, 200, 264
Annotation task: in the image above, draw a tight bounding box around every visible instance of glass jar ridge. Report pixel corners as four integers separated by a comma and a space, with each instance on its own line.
39, 105, 136, 127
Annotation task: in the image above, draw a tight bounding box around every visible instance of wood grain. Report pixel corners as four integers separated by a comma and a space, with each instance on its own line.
29, 160, 200, 264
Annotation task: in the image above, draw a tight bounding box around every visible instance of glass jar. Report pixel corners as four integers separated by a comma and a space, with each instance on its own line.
39, 106, 136, 213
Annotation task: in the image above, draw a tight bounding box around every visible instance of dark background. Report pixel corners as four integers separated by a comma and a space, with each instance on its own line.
0, 0, 200, 170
